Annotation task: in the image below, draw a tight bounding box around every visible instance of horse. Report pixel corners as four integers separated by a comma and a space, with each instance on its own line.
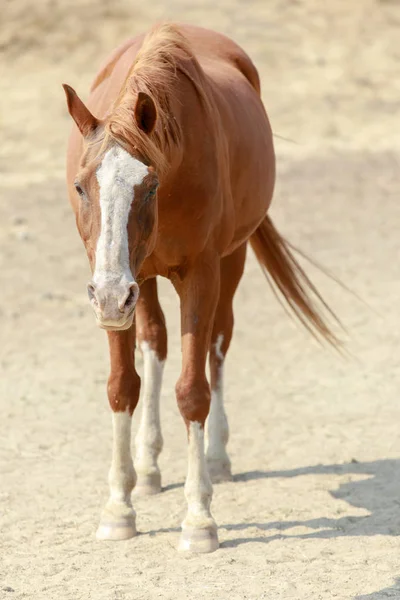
63, 23, 339, 553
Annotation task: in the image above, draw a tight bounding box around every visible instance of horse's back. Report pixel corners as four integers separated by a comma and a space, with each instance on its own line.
177, 25, 261, 94
89, 25, 261, 111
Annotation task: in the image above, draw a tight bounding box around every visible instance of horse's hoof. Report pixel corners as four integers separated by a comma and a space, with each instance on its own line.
134, 472, 162, 496
207, 459, 233, 483
178, 526, 219, 553
96, 516, 137, 541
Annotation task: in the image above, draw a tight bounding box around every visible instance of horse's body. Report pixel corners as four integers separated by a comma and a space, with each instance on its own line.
64, 23, 336, 553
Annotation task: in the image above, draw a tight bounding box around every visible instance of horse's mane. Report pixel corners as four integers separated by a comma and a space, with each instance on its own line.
101, 24, 210, 174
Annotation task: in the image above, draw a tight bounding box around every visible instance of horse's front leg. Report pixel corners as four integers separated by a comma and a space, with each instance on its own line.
173, 254, 220, 553
96, 328, 140, 541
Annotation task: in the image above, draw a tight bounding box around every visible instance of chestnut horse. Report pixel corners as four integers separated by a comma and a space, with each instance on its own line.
63, 23, 338, 553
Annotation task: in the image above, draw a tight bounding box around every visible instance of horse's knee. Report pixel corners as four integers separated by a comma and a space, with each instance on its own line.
108, 368, 141, 413
176, 374, 210, 425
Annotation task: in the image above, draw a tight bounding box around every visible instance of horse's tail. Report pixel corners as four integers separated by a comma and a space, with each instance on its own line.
249, 214, 342, 348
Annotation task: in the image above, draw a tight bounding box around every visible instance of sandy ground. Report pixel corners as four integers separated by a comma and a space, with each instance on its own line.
1, 1, 400, 598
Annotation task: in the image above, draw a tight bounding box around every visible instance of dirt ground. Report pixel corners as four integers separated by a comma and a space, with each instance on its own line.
1, 1, 400, 598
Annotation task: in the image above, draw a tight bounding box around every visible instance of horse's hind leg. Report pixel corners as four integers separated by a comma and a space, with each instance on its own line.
134, 277, 167, 495
207, 243, 247, 483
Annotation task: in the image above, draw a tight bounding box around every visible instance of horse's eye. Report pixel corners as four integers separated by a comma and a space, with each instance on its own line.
75, 183, 84, 197
146, 185, 158, 200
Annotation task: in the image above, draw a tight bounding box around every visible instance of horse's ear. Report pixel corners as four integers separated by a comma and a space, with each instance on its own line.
62, 84, 99, 137
134, 92, 157, 135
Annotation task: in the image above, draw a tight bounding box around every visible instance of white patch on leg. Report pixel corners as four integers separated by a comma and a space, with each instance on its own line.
109, 408, 136, 503
94, 145, 148, 287
207, 365, 230, 462
215, 333, 224, 361
206, 334, 231, 481
179, 421, 218, 552
183, 422, 215, 530
96, 408, 137, 541
134, 342, 165, 493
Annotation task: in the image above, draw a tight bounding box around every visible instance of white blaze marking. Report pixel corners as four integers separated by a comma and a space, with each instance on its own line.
183, 421, 214, 530
135, 342, 165, 479
109, 408, 136, 504
95, 145, 148, 285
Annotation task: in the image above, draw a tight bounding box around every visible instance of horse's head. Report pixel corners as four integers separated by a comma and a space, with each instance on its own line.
63, 85, 159, 331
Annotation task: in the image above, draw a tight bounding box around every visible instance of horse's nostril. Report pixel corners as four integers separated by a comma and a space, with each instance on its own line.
87, 283, 97, 305
121, 285, 138, 313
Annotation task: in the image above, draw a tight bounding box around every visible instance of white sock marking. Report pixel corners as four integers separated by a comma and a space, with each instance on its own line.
207, 364, 229, 458
206, 334, 230, 472
135, 342, 165, 480
108, 408, 136, 505
183, 422, 215, 530
95, 145, 148, 287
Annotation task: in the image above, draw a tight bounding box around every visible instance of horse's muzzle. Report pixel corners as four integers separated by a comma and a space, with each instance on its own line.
87, 279, 139, 330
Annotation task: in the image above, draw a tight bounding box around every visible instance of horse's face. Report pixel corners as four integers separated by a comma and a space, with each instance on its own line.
74, 144, 159, 331
64, 85, 159, 331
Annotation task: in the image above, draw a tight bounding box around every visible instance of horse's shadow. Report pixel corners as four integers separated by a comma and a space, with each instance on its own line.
219, 459, 400, 547
158, 458, 400, 547
155, 460, 400, 598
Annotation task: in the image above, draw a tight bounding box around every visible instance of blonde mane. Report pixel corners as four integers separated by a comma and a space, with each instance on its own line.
101, 24, 208, 174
